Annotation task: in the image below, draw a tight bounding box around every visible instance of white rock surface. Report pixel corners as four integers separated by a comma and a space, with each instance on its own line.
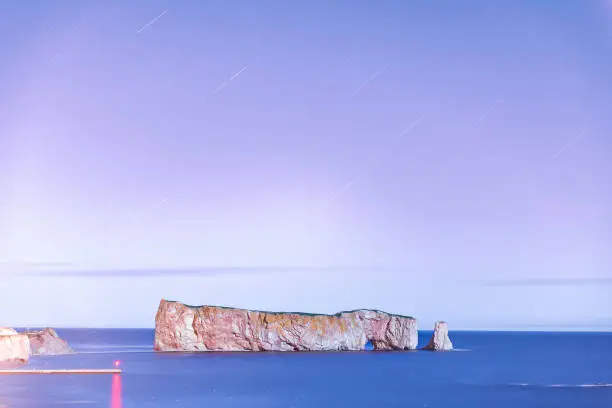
0, 327, 18, 336
0, 328, 30, 365
423, 321, 453, 351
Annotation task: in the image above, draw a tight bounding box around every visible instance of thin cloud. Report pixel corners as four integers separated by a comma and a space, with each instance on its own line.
477, 98, 505, 124
395, 116, 423, 141
353, 64, 389, 95
467, 277, 612, 287
0, 261, 70, 266
49, 24, 85, 61
10, 266, 411, 278
552, 127, 588, 159
137, 9, 169, 34
18, 268, 249, 278
214, 65, 249, 93
327, 181, 355, 205
0, 261, 72, 270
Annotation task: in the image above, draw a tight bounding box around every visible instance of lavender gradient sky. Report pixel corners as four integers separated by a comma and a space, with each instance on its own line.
1, 1, 611, 329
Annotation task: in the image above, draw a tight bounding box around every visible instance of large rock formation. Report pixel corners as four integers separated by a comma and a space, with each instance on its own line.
0, 327, 18, 336
154, 299, 418, 352
423, 321, 453, 351
0, 327, 30, 366
25, 328, 73, 355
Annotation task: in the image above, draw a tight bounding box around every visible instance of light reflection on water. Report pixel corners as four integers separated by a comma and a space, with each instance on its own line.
110, 374, 122, 408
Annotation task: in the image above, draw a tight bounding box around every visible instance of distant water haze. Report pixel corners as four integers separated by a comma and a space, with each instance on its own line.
1, 267, 610, 330
1, 1, 611, 328
1, 330, 611, 406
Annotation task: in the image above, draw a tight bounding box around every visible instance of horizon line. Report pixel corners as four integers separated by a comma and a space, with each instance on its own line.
10, 326, 612, 333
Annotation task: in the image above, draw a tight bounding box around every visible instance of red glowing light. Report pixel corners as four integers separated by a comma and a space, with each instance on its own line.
114, 360, 121, 367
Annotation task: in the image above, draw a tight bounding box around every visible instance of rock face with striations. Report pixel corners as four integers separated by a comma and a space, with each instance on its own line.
423, 321, 453, 351
25, 328, 73, 355
154, 299, 418, 352
0, 327, 30, 366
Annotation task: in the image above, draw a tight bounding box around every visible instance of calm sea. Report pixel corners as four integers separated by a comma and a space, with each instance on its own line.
0, 329, 610, 407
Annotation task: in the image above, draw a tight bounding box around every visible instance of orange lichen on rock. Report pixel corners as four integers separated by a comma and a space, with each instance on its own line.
154, 299, 418, 352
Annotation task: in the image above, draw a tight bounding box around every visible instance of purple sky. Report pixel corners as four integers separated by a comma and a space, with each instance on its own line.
1, 1, 611, 329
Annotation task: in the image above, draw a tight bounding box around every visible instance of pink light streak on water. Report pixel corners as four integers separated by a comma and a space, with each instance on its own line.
110, 374, 122, 408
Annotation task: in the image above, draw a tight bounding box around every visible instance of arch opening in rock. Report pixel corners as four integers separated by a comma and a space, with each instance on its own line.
364, 340, 374, 351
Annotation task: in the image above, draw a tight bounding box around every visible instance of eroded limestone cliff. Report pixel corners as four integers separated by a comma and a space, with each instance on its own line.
0, 327, 30, 366
154, 299, 418, 352
423, 321, 453, 351
25, 328, 73, 355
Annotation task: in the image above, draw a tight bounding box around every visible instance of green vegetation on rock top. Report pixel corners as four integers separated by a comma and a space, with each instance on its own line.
161, 299, 415, 319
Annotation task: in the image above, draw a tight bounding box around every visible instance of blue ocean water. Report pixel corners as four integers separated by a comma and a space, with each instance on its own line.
1, 329, 610, 407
